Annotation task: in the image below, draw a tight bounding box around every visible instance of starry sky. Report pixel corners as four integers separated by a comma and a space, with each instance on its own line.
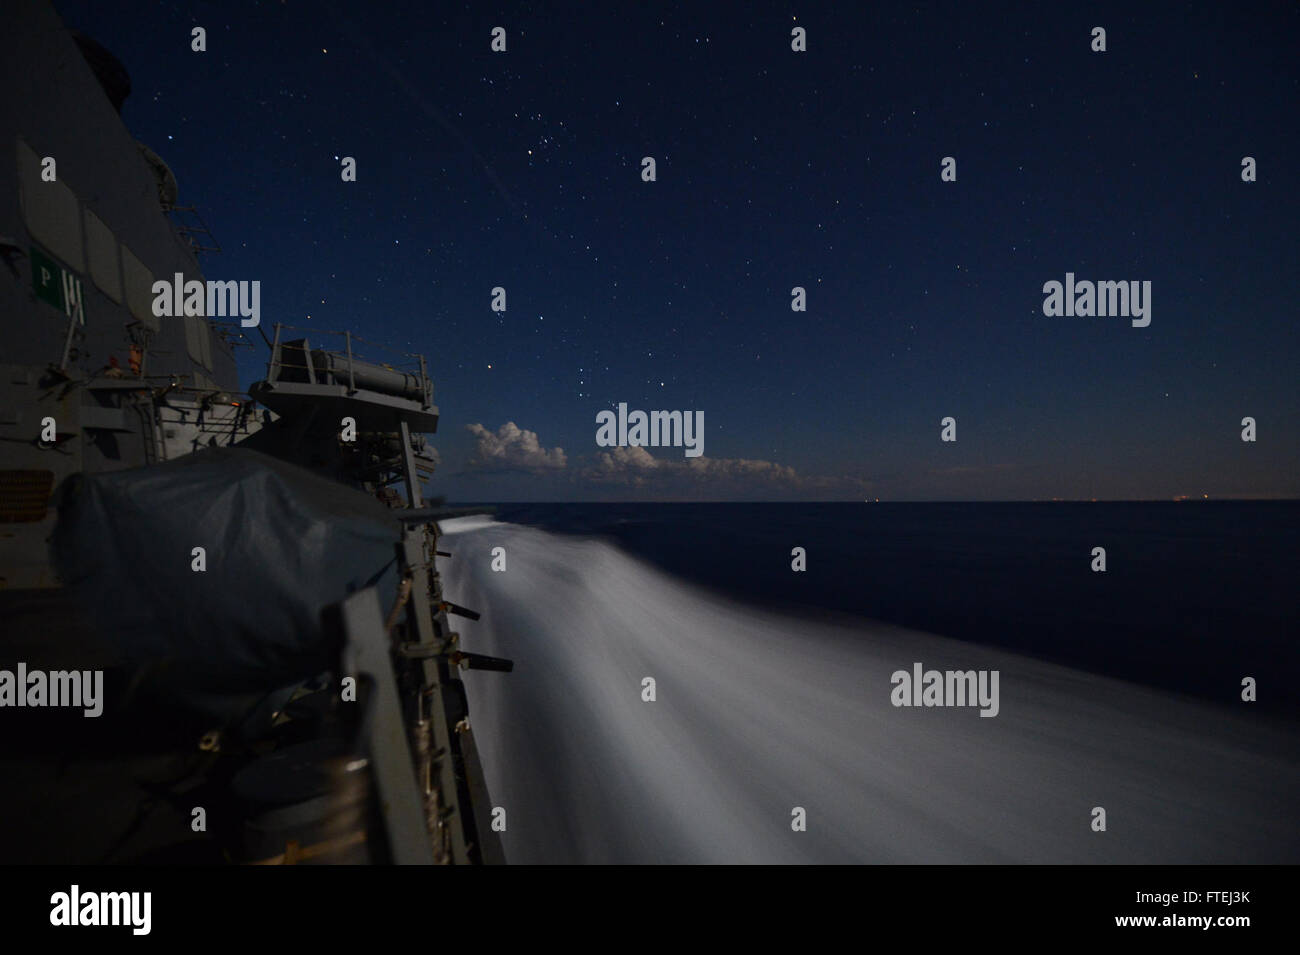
55, 0, 1300, 501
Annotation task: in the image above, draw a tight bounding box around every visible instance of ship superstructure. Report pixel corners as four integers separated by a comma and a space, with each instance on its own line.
0, 0, 504, 864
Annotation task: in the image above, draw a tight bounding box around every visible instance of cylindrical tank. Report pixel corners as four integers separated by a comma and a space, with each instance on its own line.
310, 350, 429, 403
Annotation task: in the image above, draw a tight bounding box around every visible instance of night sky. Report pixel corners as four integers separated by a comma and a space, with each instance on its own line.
55, 1, 1300, 501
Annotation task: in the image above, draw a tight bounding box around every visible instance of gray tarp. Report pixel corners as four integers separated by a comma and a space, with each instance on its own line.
53, 447, 401, 711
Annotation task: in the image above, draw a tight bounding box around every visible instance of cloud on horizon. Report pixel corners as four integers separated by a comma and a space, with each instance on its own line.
457, 422, 872, 498
585, 446, 799, 487
464, 421, 568, 472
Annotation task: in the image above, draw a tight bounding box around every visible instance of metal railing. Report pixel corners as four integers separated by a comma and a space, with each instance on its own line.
265, 323, 432, 408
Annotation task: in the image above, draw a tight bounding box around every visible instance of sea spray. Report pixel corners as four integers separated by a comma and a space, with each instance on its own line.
437, 518, 1300, 865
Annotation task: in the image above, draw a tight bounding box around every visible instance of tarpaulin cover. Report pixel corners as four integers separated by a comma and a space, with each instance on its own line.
53, 447, 402, 709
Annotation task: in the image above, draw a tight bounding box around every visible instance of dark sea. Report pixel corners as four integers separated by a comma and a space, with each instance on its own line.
486, 501, 1300, 716
441, 501, 1300, 862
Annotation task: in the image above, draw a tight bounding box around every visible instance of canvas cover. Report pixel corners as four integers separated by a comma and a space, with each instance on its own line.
53, 447, 402, 714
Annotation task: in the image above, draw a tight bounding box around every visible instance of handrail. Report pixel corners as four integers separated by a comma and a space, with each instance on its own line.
267, 322, 427, 363
260, 323, 432, 407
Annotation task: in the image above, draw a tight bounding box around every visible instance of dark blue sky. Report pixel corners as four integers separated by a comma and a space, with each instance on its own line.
58, 1, 1300, 500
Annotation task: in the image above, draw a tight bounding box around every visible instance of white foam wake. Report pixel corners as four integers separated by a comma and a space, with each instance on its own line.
438, 518, 1299, 864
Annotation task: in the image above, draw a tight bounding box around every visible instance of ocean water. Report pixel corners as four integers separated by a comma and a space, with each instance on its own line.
438, 503, 1299, 864
485, 502, 1300, 713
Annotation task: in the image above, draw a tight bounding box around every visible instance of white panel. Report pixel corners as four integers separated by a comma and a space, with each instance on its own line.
121, 246, 159, 332
16, 139, 84, 271
83, 208, 121, 303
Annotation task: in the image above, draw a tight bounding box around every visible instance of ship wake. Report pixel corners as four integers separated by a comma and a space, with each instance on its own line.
439, 517, 1299, 864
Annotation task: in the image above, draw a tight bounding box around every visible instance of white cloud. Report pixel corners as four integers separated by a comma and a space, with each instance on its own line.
579, 448, 875, 498
684, 456, 799, 483
585, 448, 799, 487
465, 421, 567, 472
457, 424, 872, 498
